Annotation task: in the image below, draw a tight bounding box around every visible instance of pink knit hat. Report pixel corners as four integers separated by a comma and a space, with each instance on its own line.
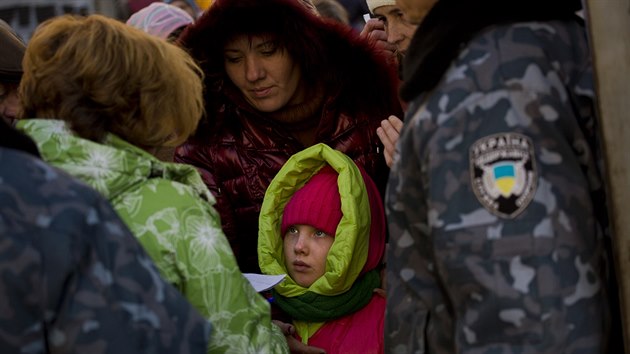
126, 2, 194, 40
281, 166, 342, 237
280, 163, 386, 274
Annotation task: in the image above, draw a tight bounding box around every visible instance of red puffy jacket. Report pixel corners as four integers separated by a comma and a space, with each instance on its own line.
299, 295, 386, 354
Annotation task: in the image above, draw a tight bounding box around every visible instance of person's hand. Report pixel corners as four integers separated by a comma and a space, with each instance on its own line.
272, 320, 327, 354
273, 319, 295, 336
377, 115, 404, 167
373, 260, 387, 298
360, 18, 396, 61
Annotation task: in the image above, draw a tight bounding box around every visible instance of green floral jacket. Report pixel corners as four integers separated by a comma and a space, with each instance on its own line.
19, 119, 288, 354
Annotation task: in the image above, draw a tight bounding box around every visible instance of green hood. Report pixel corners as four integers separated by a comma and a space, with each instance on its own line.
17, 119, 213, 204
258, 143, 370, 297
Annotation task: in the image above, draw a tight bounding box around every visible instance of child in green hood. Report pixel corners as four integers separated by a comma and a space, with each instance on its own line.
258, 143, 387, 353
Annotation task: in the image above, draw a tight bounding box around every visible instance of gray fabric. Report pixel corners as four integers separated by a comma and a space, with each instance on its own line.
386, 20, 614, 353
0, 147, 211, 353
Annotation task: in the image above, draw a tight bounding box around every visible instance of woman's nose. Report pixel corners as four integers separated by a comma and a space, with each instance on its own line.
245, 57, 264, 82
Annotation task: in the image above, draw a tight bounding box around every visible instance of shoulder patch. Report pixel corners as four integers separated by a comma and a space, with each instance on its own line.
469, 133, 537, 218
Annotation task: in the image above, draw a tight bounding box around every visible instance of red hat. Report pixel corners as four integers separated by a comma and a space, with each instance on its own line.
281, 166, 342, 237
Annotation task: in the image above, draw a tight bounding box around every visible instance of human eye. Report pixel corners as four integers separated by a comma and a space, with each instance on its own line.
314, 230, 329, 238
287, 226, 298, 234
259, 42, 278, 56
396, 10, 413, 24
376, 15, 387, 25
224, 54, 242, 64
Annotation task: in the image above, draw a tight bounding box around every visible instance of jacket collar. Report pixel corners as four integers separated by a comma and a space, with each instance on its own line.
258, 143, 371, 297
17, 119, 214, 203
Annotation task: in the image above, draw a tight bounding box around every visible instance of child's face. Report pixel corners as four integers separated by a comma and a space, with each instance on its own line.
283, 224, 334, 287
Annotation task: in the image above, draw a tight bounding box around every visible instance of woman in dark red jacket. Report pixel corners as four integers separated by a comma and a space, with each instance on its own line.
175, 0, 402, 273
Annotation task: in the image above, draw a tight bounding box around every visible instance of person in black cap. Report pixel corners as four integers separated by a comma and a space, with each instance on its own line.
0, 19, 25, 125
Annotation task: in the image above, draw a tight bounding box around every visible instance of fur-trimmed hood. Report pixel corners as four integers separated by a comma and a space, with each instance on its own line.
179, 0, 400, 130
258, 143, 385, 297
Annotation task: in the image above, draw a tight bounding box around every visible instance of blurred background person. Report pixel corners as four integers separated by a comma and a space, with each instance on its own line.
364, 0, 436, 167
337, 0, 369, 31
125, 2, 196, 162
0, 19, 24, 125
126, 2, 194, 41
163, 0, 202, 19
0, 0, 128, 41
365, 0, 436, 64
313, 0, 350, 26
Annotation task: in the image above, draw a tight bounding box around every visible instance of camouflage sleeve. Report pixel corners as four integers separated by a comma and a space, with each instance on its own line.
0, 150, 210, 354
386, 23, 610, 354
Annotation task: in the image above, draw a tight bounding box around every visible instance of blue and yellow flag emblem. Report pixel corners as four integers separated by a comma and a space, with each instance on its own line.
493, 163, 516, 197
470, 133, 537, 218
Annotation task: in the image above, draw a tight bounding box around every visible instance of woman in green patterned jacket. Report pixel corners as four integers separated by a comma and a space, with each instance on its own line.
16, 14, 288, 354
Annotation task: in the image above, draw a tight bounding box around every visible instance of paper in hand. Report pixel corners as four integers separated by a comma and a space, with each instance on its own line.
243, 273, 286, 292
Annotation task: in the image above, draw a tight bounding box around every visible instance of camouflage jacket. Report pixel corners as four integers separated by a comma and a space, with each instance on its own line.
386, 20, 614, 353
0, 147, 210, 354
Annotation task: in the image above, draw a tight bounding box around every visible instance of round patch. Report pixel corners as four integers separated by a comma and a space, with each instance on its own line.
469, 133, 537, 218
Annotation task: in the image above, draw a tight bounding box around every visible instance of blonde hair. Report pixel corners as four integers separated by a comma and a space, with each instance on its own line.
20, 14, 204, 147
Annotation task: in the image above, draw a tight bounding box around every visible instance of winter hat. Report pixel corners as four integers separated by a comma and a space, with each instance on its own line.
126, 2, 194, 40
164, 0, 203, 17
281, 165, 342, 237
366, 0, 396, 14
0, 19, 25, 83
356, 164, 385, 274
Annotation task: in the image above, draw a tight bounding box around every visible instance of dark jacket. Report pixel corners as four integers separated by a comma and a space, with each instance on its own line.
175, 0, 402, 273
387, 0, 621, 352
0, 120, 211, 354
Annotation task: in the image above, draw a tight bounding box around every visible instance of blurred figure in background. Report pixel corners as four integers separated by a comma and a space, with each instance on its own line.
386, 0, 621, 352
337, 0, 369, 31
313, 0, 350, 25
0, 19, 24, 125
164, 0, 202, 19
363, 0, 436, 167
365, 0, 435, 63
126, 2, 196, 162
127, 2, 194, 41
